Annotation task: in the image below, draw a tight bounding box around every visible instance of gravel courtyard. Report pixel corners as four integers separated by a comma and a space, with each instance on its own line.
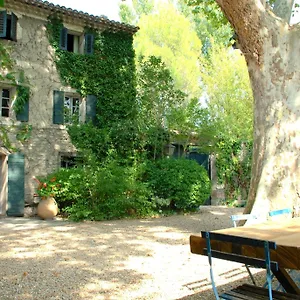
0, 206, 261, 300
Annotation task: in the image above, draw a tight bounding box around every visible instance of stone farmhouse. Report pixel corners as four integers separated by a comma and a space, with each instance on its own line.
0, 0, 138, 216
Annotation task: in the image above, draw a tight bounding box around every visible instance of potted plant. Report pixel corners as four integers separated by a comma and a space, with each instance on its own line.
33, 176, 59, 219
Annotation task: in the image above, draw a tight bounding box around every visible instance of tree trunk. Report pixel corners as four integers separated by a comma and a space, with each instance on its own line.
245, 23, 300, 216
215, 0, 300, 216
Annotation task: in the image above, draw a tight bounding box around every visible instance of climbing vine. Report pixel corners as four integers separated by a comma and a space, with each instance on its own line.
46, 14, 139, 159
46, 14, 137, 128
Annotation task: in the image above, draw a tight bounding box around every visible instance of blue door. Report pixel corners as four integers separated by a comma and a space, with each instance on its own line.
7, 153, 25, 216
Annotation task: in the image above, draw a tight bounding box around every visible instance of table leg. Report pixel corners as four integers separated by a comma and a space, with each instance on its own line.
272, 267, 300, 295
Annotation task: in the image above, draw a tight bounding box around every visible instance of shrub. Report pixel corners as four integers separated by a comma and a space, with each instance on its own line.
146, 158, 211, 210
43, 160, 154, 221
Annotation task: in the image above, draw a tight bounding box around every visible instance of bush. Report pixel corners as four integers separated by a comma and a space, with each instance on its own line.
42, 160, 154, 221
146, 158, 211, 210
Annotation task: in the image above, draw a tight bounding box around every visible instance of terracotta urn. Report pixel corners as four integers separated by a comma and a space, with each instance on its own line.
37, 197, 58, 219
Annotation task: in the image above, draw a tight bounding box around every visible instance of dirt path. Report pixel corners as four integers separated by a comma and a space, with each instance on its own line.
1, 206, 260, 300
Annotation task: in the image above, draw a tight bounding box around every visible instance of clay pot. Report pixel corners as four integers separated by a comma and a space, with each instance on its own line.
37, 197, 58, 219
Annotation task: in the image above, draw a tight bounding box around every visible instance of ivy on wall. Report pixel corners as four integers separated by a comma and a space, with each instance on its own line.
46, 14, 137, 128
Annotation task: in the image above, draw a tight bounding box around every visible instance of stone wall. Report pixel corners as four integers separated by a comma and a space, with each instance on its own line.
1, 10, 78, 215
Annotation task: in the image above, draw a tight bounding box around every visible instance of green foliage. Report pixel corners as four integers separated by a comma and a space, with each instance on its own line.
134, 2, 203, 99
14, 85, 30, 114
186, 0, 228, 27
0, 42, 14, 81
46, 15, 137, 128
37, 160, 154, 221
146, 158, 211, 210
33, 175, 62, 198
16, 124, 32, 142
198, 43, 253, 143
119, 0, 155, 25
0, 122, 17, 152
216, 139, 253, 203
196, 43, 253, 202
136, 56, 186, 158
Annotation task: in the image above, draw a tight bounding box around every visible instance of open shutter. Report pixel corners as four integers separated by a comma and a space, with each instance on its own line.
7, 153, 24, 217
59, 27, 68, 50
86, 94, 97, 124
0, 10, 7, 38
53, 90, 64, 124
10, 12, 17, 41
16, 100, 29, 122
84, 33, 94, 55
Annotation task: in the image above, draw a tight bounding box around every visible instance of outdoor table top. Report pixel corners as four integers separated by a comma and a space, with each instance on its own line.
190, 217, 300, 270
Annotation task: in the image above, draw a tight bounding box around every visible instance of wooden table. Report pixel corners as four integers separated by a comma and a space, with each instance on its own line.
190, 217, 300, 294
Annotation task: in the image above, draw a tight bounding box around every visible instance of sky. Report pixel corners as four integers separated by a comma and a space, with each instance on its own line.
48, 0, 124, 21
48, 0, 300, 24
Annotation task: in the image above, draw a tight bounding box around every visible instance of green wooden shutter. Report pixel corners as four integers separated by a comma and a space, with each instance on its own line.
16, 100, 29, 122
59, 27, 68, 50
53, 90, 64, 124
0, 10, 7, 38
84, 33, 94, 55
7, 153, 24, 217
10, 12, 17, 41
86, 94, 97, 124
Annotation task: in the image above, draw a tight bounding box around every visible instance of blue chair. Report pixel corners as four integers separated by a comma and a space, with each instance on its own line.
201, 231, 298, 299
269, 208, 292, 219
230, 214, 264, 286
264, 208, 299, 292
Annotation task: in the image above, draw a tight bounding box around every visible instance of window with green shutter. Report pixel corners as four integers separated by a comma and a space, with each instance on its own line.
53, 90, 64, 124
86, 94, 97, 124
16, 100, 29, 122
53, 91, 83, 124
0, 10, 17, 41
84, 33, 94, 55
60, 27, 86, 54
59, 27, 68, 50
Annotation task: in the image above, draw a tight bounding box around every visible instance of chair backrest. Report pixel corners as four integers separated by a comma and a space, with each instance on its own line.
201, 230, 278, 300
269, 208, 292, 218
230, 213, 262, 227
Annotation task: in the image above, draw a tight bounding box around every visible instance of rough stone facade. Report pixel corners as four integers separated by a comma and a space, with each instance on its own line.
0, 1, 137, 216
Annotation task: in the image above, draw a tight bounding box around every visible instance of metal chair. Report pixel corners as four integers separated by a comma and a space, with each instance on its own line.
264, 208, 299, 292
230, 213, 264, 285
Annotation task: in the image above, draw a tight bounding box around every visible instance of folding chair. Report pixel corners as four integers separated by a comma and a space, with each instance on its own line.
230, 213, 264, 285
263, 208, 300, 292
202, 231, 299, 299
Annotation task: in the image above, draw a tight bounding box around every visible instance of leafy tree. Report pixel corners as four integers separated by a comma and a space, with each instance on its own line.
134, 2, 203, 99
188, 0, 300, 215
119, 0, 156, 25
136, 56, 186, 159
176, 0, 233, 53
199, 43, 253, 142
121, 1, 203, 99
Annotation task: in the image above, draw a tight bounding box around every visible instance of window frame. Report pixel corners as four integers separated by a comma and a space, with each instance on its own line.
64, 93, 81, 124
59, 27, 94, 54
0, 87, 11, 118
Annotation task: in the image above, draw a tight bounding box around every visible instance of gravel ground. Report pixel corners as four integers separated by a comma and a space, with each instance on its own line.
0, 206, 265, 300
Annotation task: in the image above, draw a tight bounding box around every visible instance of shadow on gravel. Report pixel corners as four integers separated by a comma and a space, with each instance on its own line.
0, 206, 245, 299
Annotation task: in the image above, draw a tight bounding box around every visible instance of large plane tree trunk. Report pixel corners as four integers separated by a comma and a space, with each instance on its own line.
215, 0, 300, 215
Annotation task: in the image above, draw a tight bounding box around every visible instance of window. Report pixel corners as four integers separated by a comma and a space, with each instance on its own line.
59, 27, 94, 54
0, 88, 10, 117
53, 91, 97, 125
64, 95, 80, 124
60, 156, 77, 168
67, 33, 80, 53
0, 11, 17, 41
